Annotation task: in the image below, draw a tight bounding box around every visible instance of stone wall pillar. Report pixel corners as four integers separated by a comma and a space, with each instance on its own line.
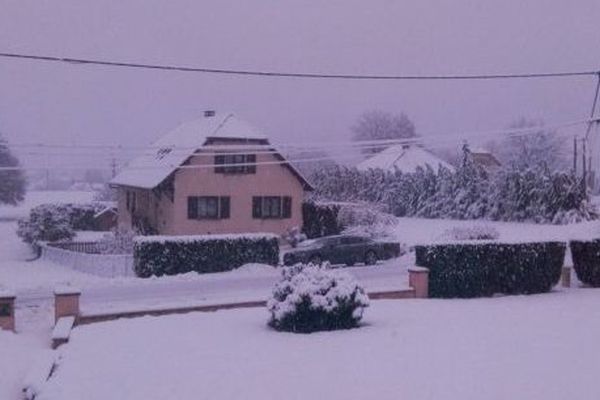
0, 291, 16, 332
54, 287, 81, 323
408, 267, 429, 298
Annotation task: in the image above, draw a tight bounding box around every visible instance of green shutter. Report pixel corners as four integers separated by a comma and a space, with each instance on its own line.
214, 155, 225, 173
220, 197, 230, 219
246, 154, 256, 173
252, 197, 262, 219
187, 197, 198, 219
283, 196, 292, 218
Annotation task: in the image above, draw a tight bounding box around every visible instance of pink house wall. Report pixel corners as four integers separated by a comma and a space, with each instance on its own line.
117, 145, 307, 236
168, 150, 305, 235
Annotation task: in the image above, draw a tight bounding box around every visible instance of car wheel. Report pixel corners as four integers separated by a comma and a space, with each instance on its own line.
309, 254, 322, 265
364, 251, 378, 266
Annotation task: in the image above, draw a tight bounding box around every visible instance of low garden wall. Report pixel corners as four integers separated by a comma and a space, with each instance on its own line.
415, 241, 566, 298
40, 243, 134, 278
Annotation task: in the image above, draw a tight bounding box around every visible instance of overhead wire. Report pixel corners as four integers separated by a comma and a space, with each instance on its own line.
0, 51, 598, 81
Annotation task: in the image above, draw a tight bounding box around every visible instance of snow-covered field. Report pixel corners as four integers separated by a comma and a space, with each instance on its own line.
37, 289, 600, 400
0, 190, 96, 221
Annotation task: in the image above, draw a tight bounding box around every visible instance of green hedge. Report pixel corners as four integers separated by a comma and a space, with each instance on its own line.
570, 240, 600, 287
415, 241, 565, 298
302, 201, 343, 239
134, 234, 280, 278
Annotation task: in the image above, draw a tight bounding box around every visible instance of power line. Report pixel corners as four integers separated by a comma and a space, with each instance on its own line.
0, 51, 598, 81
7, 117, 594, 154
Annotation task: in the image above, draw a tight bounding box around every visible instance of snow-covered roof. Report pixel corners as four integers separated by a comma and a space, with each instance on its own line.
110, 112, 268, 189
356, 145, 455, 173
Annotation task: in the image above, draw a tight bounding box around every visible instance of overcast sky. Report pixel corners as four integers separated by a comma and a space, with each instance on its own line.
0, 0, 599, 172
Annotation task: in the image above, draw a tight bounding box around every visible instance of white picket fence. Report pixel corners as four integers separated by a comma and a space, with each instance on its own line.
39, 243, 135, 278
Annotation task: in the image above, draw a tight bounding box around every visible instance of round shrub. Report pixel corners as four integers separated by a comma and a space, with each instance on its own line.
570, 240, 600, 287
267, 263, 370, 333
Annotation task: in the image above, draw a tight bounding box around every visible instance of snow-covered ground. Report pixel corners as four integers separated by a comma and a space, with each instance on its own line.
0, 192, 600, 399
0, 330, 49, 400
0, 190, 96, 221
391, 217, 600, 246
37, 289, 600, 400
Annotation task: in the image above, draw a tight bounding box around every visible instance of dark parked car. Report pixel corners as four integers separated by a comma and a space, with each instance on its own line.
283, 234, 402, 267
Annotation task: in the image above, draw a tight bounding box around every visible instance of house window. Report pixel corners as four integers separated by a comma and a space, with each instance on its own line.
187, 196, 230, 220
252, 196, 292, 219
214, 154, 256, 174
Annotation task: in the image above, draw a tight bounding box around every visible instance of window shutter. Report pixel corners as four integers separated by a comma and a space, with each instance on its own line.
220, 197, 230, 219
187, 197, 198, 219
246, 154, 256, 173
214, 155, 225, 173
283, 196, 292, 218
252, 197, 262, 219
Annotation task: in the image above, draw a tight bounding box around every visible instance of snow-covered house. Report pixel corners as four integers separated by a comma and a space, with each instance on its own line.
471, 149, 502, 172
110, 111, 313, 235
356, 144, 455, 173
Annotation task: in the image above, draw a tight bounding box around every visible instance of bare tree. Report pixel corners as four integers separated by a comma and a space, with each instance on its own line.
0, 134, 26, 205
489, 118, 568, 171
351, 110, 417, 155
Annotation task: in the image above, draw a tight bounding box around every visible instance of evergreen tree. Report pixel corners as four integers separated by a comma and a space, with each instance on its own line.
0, 135, 26, 205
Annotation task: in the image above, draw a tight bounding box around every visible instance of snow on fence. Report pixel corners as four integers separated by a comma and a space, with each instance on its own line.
40, 243, 134, 278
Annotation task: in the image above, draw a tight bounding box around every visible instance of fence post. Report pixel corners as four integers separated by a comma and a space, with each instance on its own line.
408, 267, 429, 298
54, 287, 81, 324
0, 291, 16, 332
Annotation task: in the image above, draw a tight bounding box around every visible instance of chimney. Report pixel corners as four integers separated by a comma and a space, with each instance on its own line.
204, 110, 216, 118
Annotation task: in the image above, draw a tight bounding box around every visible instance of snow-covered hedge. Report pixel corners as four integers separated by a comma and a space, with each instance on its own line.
267, 263, 369, 333
17, 203, 107, 244
441, 225, 499, 241
133, 234, 279, 278
415, 241, 565, 298
337, 202, 398, 239
310, 147, 596, 224
570, 240, 600, 287
301, 201, 343, 239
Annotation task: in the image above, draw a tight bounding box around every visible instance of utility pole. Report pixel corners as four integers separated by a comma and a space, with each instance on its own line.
110, 157, 117, 178
573, 136, 578, 174
582, 138, 587, 186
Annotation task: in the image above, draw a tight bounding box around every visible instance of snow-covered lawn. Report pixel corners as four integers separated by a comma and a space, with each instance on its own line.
392, 217, 600, 246
0, 330, 48, 400
38, 289, 600, 400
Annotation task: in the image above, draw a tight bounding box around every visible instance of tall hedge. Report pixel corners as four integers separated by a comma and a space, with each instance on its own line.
570, 240, 600, 287
415, 241, 565, 298
134, 234, 279, 278
302, 201, 343, 239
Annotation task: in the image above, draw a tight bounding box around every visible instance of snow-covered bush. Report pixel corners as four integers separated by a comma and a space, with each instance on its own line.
17, 205, 75, 244
441, 225, 499, 241
282, 226, 307, 248
570, 240, 600, 287
267, 263, 370, 333
337, 203, 397, 239
301, 201, 343, 239
415, 241, 566, 298
17, 202, 107, 245
134, 234, 279, 277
